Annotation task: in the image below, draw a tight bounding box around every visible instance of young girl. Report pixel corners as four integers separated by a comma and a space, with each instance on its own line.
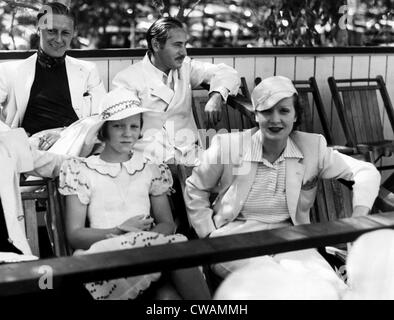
59, 88, 210, 300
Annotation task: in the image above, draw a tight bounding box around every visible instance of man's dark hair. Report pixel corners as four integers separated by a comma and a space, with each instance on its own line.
146, 16, 184, 52
37, 2, 77, 26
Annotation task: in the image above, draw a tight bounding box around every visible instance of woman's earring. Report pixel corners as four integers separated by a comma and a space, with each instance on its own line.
138, 134, 143, 139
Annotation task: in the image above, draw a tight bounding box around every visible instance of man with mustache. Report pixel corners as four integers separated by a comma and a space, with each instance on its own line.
112, 17, 240, 164
0, 1, 105, 151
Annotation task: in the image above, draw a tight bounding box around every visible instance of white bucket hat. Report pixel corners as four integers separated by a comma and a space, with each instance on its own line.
251, 76, 297, 112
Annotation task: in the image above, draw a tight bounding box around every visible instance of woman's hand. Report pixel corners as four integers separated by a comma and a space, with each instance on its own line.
117, 215, 154, 233
38, 131, 61, 150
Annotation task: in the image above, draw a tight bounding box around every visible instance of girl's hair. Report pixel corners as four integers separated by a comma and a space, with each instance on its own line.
97, 114, 144, 142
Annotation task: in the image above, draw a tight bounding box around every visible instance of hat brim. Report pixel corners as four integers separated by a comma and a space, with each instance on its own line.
101, 106, 154, 121
255, 91, 296, 112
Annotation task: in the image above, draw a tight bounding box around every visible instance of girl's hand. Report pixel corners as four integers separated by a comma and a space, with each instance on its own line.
117, 215, 154, 232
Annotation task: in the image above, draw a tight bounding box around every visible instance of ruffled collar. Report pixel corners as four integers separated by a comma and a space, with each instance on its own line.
82, 152, 148, 178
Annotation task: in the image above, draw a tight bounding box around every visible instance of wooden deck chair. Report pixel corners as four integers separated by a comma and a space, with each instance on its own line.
20, 178, 70, 257
191, 77, 256, 148
328, 75, 394, 170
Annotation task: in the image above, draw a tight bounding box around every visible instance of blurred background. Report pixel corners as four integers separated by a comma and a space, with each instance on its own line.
1, 0, 394, 50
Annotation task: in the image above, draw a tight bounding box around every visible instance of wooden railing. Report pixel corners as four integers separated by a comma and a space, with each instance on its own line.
1, 212, 394, 296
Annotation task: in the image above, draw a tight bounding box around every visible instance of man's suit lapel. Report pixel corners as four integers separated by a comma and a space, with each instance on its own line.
15, 54, 37, 120
140, 56, 174, 107
149, 81, 174, 106
286, 158, 305, 221
66, 56, 86, 114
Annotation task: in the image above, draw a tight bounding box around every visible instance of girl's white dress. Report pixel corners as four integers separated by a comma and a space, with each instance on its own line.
59, 152, 186, 300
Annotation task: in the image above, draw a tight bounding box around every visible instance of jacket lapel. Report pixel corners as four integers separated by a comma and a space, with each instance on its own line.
149, 82, 174, 106
286, 158, 305, 222
231, 162, 258, 216
15, 54, 37, 120
66, 56, 86, 116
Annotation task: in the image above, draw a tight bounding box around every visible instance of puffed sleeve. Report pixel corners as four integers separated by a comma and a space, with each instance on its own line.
58, 158, 91, 205
149, 163, 174, 196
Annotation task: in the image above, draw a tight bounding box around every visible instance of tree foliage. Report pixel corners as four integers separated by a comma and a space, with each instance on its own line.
1, 0, 394, 49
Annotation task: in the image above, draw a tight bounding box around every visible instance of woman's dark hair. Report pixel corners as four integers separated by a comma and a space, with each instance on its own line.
146, 17, 184, 53
37, 2, 77, 26
292, 93, 303, 130
97, 114, 144, 142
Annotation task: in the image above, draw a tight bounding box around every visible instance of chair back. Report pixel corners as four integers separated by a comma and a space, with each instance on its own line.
328, 75, 394, 147
293, 77, 334, 145
191, 77, 256, 148
20, 178, 70, 257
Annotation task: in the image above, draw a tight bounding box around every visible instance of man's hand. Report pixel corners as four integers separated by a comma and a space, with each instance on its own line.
204, 92, 224, 126
38, 131, 61, 151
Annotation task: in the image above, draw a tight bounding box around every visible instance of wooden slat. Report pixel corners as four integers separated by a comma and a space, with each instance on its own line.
351, 90, 367, 143
1, 212, 394, 296
276, 56, 295, 79
108, 60, 132, 90
298, 91, 313, 132
255, 56, 275, 84
315, 57, 334, 137
22, 199, 40, 257
341, 91, 358, 144
359, 90, 376, 143
333, 56, 352, 144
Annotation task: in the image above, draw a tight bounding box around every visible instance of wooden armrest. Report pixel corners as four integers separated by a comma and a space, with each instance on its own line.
357, 141, 394, 157
329, 145, 358, 155
1, 212, 394, 296
227, 95, 255, 122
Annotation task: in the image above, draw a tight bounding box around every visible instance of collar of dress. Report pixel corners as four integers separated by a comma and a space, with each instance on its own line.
82, 152, 148, 178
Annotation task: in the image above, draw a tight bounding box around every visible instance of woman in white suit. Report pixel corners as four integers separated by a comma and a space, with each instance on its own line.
185, 76, 380, 281
0, 2, 105, 151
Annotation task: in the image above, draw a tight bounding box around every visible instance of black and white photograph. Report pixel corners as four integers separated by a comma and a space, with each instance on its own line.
0, 0, 394, 310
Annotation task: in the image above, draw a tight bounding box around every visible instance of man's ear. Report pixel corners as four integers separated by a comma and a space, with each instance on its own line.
152, 38, 160, 52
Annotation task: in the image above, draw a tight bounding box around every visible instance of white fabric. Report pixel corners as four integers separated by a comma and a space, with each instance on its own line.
214, 252, 347, 300
0, 128, 67, 255
344, 229, 394, 300
112, 54, 240, 158
58, 150, 186, 300
185, 128, 381, 238
59, 152, 173, 229
0, 53, 106, 127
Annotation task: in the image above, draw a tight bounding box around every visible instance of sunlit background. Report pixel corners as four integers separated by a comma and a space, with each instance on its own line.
1, 0, 394, 50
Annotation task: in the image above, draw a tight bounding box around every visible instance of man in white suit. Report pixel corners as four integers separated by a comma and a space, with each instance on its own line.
113, 17, 240, 164
0, 2, 105, 151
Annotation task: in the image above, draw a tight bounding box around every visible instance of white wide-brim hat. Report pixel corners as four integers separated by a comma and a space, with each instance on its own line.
84, 87, 155, 144
49, 88, 158, 157
251, 76, 297, 112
